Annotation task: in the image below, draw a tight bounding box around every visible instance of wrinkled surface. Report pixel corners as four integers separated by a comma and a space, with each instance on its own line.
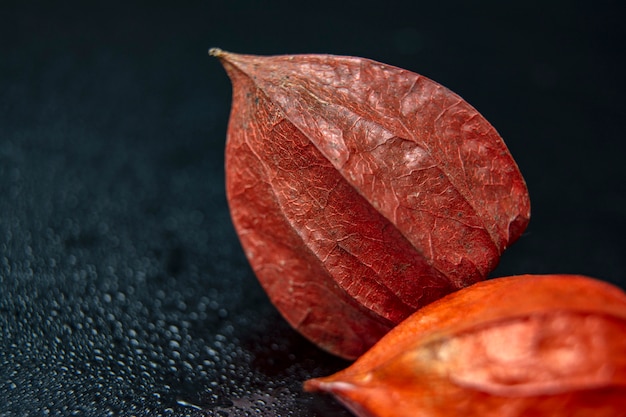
213, 49, 530, 359
305, 274, 626, 417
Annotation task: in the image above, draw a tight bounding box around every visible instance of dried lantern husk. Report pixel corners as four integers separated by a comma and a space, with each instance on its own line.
212, 49, 530, 359
305, 274, 626, 417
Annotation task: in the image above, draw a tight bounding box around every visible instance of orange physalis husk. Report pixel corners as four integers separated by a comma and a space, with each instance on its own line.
304, 274, 626, 417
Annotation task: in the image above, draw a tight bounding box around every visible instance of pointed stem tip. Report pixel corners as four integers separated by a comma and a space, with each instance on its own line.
303, 377, 330, 393
209, 47, 226, 58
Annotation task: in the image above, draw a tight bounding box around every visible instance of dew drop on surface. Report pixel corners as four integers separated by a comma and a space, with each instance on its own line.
176, 398, 203, 410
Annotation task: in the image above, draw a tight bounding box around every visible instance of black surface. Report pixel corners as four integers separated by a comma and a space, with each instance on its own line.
1, 1, 625, 416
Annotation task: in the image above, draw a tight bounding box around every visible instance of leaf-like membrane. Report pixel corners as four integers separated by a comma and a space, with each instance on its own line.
213, 49, 530, 359
305, 275, 626, 417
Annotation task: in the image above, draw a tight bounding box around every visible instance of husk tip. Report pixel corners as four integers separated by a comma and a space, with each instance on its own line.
304, 376, 354, 395
303, 377, 326, 393
208, 47, 226, 58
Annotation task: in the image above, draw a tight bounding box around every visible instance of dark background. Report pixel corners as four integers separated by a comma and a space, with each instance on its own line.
1, 1, 624, 416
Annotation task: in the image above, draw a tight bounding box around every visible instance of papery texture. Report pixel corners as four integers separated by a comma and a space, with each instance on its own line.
305, 274, 626, 417
212, 49, 530, 359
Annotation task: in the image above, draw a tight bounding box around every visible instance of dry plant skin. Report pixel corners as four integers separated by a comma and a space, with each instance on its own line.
211, 49, 530, 359
304, 274, 626, 417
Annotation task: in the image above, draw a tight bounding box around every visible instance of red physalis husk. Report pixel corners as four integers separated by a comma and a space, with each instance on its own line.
212, 48, 530, 359
305, 274, 626, 417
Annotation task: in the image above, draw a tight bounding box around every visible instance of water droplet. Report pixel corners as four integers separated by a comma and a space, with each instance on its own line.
176, 399, 202, 410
